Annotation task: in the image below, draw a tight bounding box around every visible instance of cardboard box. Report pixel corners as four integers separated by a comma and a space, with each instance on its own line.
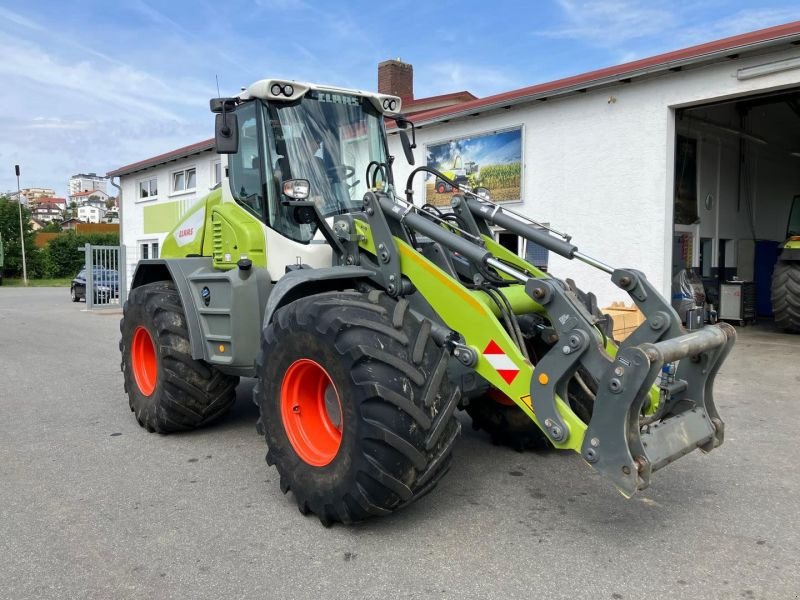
602, 302, 645, 341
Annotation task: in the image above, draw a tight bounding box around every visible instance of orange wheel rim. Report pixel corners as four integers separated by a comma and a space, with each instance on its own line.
131, 326, 157, 396
280, 359, 343, 467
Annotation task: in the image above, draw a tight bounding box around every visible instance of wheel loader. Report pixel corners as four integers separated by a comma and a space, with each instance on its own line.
119, 79, 736, 525
771, 194, 800, 333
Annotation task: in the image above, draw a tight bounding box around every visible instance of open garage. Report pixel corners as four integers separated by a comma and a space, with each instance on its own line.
674, 86, 800, 325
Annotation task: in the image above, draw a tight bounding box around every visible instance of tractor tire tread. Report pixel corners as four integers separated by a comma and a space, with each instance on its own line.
255, 290, 460, 525
120, 280, 238, 433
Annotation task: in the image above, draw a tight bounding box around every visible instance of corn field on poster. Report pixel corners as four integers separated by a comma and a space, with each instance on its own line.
425, 127, 522, 205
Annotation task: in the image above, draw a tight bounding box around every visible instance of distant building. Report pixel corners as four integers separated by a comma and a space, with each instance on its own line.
69, 173, 109, 196
31, 201, 64, 223
104, 210, 119, 224
77, 204, 107, 223
14, 188, 56, 205
69, 189, 110, 207
30, 218, 46, 231
33, 196, 66, 210
61, 218, 81, 231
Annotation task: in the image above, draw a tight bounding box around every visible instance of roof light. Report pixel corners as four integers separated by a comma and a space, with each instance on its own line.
270, 83, 283, 96
283, 84, 294, 96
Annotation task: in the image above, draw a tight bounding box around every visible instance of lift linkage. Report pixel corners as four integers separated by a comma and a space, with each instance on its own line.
340, 179, 736, 497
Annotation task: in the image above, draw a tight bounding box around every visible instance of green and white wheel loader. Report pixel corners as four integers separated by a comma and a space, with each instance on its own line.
771, 194, 800, 333
119, 79, 736, 525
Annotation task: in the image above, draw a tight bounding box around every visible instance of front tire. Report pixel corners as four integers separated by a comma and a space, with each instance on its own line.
772, 261, 800, 333
255, 290, 461, 526
70, 286, 79, 302
120, 280, 238, 433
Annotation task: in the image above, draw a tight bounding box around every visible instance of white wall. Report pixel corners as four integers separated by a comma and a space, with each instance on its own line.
390, 46, 800, 306
120, 150, 219, 286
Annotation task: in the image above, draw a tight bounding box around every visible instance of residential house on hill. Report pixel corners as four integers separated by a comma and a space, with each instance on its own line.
31, 201, 64, 222
69, 189, 110, 207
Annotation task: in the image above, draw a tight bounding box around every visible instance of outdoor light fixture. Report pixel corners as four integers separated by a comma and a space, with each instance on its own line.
737, 56, 800, 81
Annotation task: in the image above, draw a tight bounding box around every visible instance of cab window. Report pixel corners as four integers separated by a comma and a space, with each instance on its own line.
228, 102, 265, 219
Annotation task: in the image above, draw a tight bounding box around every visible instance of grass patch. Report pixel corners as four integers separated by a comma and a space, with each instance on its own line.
2, 277, 73, 287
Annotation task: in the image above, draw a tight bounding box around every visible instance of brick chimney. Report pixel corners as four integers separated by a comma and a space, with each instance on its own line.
378, 59, 413, 102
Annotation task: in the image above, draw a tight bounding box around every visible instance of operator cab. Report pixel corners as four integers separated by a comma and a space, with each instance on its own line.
211, 80, 404, 244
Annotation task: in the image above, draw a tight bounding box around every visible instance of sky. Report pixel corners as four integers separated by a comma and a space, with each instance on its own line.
1, 0, 799, 198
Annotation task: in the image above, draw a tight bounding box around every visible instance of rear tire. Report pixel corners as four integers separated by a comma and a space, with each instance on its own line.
255, 290, 461, 526
119, 280, 238, 433
772, 261, 800, 333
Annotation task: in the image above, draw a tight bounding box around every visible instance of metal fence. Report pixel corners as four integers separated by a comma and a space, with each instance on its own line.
82, 243, 127, 309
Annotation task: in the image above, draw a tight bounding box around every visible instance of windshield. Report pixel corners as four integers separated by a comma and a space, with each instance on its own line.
264, 92, 390, 222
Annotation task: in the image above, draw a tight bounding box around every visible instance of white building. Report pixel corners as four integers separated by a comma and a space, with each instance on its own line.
69, 172, 109, 196
31, 201, 64, 222
108, 139, 220, 279
77, 204, 107, 223
111, 22, 800, 319
69, 188, 110, 207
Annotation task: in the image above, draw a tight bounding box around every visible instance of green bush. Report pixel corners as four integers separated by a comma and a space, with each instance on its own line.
44, 232, 120, 278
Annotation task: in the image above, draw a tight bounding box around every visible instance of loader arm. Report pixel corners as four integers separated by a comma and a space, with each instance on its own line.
349, 188, 735, 497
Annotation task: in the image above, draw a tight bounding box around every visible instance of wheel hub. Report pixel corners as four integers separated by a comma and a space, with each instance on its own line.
280, 359, 343, 467
131, 326, 157, 396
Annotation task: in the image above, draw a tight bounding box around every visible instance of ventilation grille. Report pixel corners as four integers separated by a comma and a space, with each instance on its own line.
212, 217, 223, 263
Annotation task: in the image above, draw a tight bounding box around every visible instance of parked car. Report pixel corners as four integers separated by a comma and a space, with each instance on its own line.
71, 267, 119, 303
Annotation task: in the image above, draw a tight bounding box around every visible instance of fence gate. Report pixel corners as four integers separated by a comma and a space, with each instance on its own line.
82, 243, 127, 310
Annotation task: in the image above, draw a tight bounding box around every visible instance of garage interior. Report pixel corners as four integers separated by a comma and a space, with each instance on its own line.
673, 87, 800, 326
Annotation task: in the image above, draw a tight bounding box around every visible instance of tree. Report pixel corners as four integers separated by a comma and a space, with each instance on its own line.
44, 231, 120, 278
41, 220, 63, 233
0, 196, 39, 278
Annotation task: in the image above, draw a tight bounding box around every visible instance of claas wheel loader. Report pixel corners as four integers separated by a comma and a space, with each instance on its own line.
119, 79, 736, 526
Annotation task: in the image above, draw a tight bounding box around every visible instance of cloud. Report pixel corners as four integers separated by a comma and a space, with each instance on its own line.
0, 6, 44, 31
538, 0, 676, 45
416, 61, 521, 98
677, 7, 800, 45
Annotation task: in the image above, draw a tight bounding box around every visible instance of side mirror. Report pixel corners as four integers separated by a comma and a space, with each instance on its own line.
399, 130, 415, 166
215, 113, 239, 154
395, 115, 417, 166
282, 179, 310, 200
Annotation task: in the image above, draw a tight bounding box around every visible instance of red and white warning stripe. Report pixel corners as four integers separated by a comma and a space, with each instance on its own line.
483, 340, 520, 384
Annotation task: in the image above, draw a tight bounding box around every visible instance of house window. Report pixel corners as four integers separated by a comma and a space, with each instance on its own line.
172, 168, 197, 193
139, 177, 158, 199
212, 161, 222, 186
140, 240, 159, 260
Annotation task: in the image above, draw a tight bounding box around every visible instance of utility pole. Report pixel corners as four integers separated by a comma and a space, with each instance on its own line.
15, 164, 28, 285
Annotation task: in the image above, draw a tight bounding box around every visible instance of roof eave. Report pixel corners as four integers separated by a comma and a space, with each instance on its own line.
408, 28, 800, 128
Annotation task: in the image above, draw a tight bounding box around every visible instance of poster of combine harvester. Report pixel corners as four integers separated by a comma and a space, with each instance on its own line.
425, 127, 522, 206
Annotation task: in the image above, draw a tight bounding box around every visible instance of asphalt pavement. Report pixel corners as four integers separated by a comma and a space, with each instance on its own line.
1, 287, 798, 600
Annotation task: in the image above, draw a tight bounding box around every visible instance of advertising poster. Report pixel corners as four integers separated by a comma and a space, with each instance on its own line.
425, 127, 522, 206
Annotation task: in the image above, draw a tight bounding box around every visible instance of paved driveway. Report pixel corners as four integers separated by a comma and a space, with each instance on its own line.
1, 287, 798, 599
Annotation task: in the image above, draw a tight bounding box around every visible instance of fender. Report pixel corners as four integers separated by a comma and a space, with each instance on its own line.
263, 266, 377, 325
131, 258, 271, 375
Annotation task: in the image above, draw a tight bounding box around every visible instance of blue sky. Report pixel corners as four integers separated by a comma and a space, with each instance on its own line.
1, 0, 799, 197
